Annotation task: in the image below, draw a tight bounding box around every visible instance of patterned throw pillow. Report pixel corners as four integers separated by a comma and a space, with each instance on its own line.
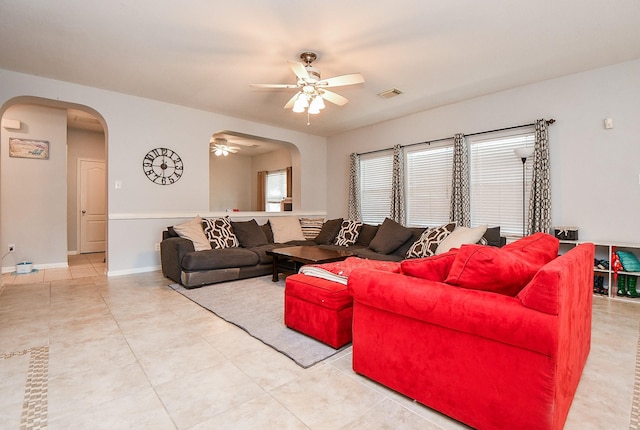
406, 222, 456, 258
334, 220, 363, 246
203, 216, 239, 249
300, 218, 324, 240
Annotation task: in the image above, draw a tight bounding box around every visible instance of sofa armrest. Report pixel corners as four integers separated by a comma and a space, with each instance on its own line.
160, 237, 195, 283
348, 269, 557, 356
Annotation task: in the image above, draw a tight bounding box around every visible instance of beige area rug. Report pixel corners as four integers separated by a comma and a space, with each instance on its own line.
170, 276, 347, 368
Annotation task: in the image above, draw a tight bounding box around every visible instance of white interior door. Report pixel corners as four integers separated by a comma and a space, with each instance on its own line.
79, 159, 106, 253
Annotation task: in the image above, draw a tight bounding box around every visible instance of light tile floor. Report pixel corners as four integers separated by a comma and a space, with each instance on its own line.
0, 264, 638, 429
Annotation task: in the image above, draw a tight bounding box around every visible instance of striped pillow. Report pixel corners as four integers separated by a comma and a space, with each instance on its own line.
300, 218, 324, 240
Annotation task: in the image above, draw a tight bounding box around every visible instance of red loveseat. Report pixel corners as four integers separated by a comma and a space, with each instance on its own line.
348, 234, 594, 430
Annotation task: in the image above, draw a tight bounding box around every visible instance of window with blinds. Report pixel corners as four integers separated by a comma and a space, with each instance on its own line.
265, 169, 287, 212
405, 142, 454, 227
359, 152, 393, 224
469, 131, 535, 235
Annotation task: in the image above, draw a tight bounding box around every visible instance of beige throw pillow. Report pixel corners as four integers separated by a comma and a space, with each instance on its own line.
172, 216, 212, 251
269, 216, 305, 243
435, 224, 488, 255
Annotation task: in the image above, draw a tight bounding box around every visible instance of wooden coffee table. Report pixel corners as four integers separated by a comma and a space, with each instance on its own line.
266, 246, 352, 282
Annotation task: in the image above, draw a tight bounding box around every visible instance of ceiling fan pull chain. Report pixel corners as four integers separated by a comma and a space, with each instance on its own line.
307, 110, 311, 126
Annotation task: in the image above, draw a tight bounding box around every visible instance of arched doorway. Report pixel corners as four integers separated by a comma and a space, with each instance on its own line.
0, 96, 108, 273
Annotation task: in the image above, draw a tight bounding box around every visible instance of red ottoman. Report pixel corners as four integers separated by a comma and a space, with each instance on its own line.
285, 273, 353, 348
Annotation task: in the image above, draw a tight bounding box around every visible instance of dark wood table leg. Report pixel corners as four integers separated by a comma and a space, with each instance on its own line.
271, 254, 279, 282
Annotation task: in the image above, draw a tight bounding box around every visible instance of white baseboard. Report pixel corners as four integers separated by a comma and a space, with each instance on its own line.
2, 261, 69, 274
107, 265, 161, 277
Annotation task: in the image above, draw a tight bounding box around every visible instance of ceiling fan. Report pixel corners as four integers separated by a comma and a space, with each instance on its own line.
209, 137, 240, 156
251, 52, 365, 124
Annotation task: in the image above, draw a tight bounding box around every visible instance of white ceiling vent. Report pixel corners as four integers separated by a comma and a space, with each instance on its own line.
378, 88, 403, 99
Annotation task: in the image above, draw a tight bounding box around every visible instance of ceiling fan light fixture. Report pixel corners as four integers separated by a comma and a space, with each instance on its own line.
293, 94, 308, 113
309, 95, 325, 113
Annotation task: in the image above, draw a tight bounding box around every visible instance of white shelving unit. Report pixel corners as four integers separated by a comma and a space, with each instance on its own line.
559, 240, 640, 303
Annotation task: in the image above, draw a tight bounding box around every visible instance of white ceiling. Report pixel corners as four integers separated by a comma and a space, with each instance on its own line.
2, 1, 640, 137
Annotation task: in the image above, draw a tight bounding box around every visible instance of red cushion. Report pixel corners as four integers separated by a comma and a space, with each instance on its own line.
400, 250, 458, 282
502, 232, 559, 266
445, 233, 559, 296
444, 245, 538, 296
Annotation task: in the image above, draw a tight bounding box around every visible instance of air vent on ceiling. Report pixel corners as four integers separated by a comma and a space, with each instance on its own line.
378, 88, 403, 99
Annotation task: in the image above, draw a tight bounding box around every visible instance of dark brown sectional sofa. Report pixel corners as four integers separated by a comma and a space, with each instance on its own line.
160, 217, 503, 289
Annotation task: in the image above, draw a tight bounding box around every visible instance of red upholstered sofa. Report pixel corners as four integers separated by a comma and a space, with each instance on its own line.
347, 234, 594, 430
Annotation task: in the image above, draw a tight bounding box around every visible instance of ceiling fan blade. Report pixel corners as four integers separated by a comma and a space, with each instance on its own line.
284, 92, 301, 109
250, 83, 298, 89
320, 89, 349, 106
288, 61, 310, 81
317, 73, 365, 87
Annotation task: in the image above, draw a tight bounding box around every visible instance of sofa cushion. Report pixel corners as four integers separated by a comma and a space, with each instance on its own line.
335, 220, 363, 246
355, 223, 379, 247
269, 216, 305, 243
444, 245, 539, 296
401, 250, 458, 282
314, 218, 343, 245
261, 222, 274, 243
444, 233, 559, 296
181, 248, 259, 270
369, 218, 413, 254
300, 217, 324, 240
502, 232, 560, 266
435, 225, 487, 254
172, 216, 212, 251
406, 222, 456, 258
350, 247, 404, 262
203, 216, 239, 249
393, 227, 426, 258
482, 226, 504, 247
231, 219, 268, 248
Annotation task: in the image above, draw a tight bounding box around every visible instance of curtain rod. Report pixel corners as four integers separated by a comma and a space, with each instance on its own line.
356, 119, 555, 156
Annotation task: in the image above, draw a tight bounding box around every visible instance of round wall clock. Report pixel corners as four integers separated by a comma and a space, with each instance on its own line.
142, 147, 184, 185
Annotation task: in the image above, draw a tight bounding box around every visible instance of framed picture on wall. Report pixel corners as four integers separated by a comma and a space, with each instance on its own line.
8, 138, 49, 160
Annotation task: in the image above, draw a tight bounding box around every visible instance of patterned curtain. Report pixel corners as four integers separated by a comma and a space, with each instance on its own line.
450, 133, 470, 227
527, 119, 551, 234
348, 153, 362, 221
390, 144, 405, 224
257, 171, 267, 211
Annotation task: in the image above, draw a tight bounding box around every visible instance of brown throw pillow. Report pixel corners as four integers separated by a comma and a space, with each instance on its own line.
231, 219, 268, 248
369, 218, 413, 254
314, 218, 344, 245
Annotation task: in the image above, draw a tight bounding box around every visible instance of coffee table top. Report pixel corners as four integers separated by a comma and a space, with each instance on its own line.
266, 246, 352, 265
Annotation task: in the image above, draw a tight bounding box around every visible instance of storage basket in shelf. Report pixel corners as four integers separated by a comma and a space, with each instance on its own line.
554, 226, 578, 241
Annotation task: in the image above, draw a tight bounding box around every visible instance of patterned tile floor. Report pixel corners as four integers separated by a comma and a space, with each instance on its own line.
0, 263, 638, 429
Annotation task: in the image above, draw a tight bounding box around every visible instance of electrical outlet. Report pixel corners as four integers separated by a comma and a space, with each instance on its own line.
8, 243, 15, 252
155, 242, 161, 252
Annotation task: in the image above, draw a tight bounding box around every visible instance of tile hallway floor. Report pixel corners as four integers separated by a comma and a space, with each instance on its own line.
0, 266, 638, 429
2, 253, 105, 285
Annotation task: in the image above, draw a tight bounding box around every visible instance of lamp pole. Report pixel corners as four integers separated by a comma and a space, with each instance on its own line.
520, 156, 526, 237
514, 147, 534, 237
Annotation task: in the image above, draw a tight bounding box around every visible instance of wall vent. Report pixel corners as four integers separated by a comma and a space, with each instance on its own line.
378, 88, 403, 99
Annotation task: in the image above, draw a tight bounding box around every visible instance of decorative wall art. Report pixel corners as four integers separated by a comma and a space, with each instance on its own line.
8, 138, 50, 159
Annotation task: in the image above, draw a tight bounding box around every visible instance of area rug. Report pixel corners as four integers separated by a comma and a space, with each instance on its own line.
169, 276, 347, 368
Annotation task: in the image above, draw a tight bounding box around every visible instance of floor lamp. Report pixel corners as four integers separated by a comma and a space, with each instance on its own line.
514, 147, 534, 237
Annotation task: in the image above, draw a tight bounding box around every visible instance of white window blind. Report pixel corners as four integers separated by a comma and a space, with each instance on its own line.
359, 152, 393, 224
265, 169, 287, 212
405, 142, 454, 227
469, 131, 535, 235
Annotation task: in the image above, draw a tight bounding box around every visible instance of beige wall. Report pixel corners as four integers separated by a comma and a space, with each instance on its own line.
1, 104, 68, 268
209, 153, 252, 211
